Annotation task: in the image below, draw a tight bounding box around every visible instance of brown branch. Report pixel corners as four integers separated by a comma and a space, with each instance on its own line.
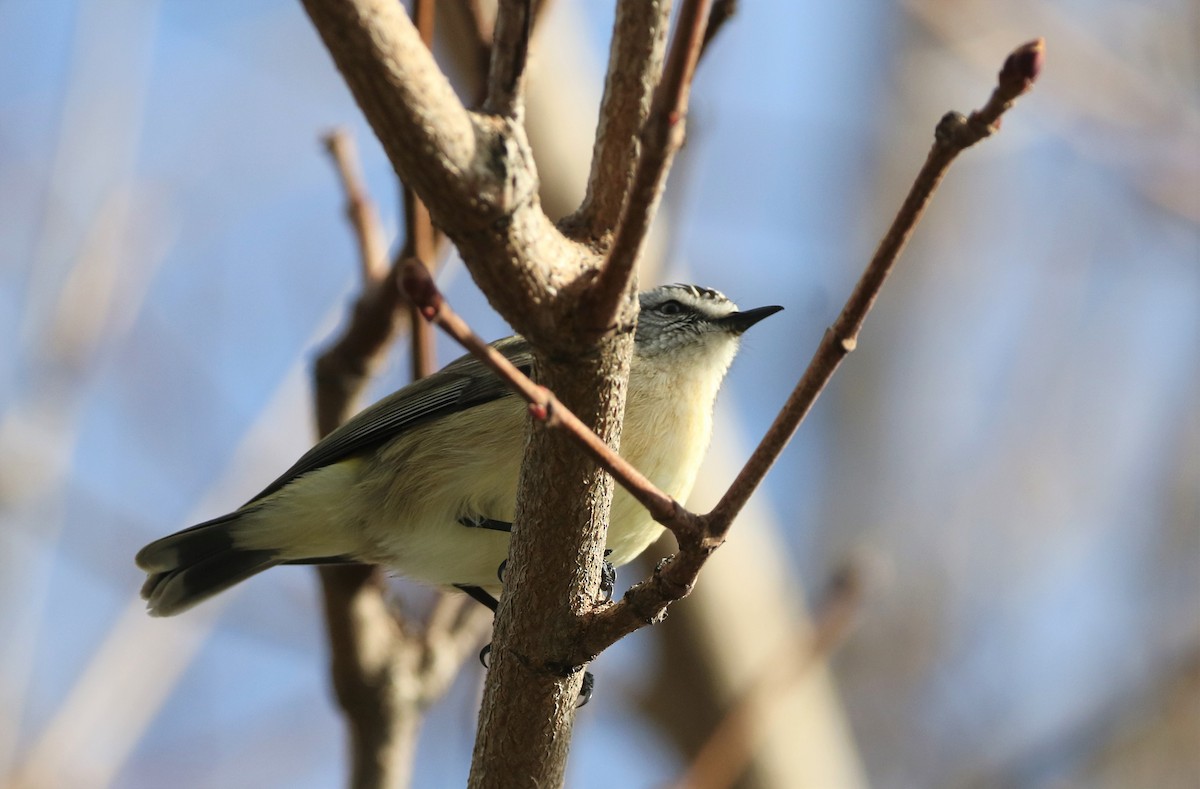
577, 38, 1043, 659
704, 37, 1046, 535
314, 130, 407, 434
581, 0, 714, 334
483, 0, 534, 118
314, 129, 411, 789
322, 129, 389, 283
417, 595, 494, 703
568, 0, 672, 243
411, 0, 435, 43
402, 0, 441, 382
674, 564, 864, 789
302, 0, 600, 361
464, 0, 495, 46
301, 0, 481, 228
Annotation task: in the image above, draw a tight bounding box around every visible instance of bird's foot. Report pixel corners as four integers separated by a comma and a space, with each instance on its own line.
458, 515, 512, 532
457, 584, 598, 707
599, 549, 615, 604
578, 671, 595, 707
456, 584, 499, 613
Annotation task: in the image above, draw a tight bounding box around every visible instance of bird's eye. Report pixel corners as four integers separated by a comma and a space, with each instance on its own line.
657, 300, 684, 315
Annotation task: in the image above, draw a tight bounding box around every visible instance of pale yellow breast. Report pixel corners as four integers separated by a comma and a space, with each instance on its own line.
606, 340, 736, 564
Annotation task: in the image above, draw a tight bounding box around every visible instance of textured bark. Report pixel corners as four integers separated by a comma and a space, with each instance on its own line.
469, 349, 632, 787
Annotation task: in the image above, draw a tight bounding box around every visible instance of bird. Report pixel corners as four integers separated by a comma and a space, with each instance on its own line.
136, 284, 782, 617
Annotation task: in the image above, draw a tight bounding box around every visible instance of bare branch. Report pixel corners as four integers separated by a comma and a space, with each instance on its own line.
483, 0, 534, 118
704, 37, 1045, 534
464, 0, 495, 47
313, 147, 406, 434
568, 0, 672, 242
581, 0, 714, 334
322, 129, 389, 283
417, 596, 493, 703
412, 0, 436, 43
315, 126, 411, 787
575, 37, 1044, 659
317, 565, 410, 788
402, 0, 442, 382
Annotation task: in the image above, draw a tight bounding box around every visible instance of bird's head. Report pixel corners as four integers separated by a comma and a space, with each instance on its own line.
634, 284, 782, 362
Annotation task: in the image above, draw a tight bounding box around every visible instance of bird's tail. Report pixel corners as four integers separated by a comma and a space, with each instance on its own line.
135, 510, 280, 617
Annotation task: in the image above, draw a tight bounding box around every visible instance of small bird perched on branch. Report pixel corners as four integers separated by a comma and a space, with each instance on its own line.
136, 284, 781, 616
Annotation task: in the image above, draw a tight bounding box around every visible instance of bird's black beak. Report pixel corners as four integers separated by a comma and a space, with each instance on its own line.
719, 304, 783, 335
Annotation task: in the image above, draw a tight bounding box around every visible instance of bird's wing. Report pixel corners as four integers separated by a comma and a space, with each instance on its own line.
248, 336, 533, 502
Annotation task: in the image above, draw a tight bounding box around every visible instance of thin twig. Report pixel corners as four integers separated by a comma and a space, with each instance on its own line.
569, 0, 672, 242
483, 0, 534, 118
402, 0, 441, 382
582, 38, 1042, 658
314, 131, 406, 434
322, 130, 389, 284
581, 0, 714, 334
703, 37, 1045, 535
674, 564, 865, 789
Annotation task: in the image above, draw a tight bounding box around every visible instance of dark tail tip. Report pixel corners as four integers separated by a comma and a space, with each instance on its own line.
137, 513, 278, 616
142, 549, 278, 617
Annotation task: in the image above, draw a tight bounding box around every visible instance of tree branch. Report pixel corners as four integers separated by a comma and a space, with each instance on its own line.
580, 0, 714, 334
483, 0, 534, 118
302, 0, 596, 350
579, 37, 1044, 657
704, 37, 1046, 535
323, 129, 389, 283
567, 0, 671, 243
398, 0, 441, 383
314, 129, 406, 434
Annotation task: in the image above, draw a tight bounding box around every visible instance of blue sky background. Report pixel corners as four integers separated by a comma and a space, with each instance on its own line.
2, 1, 1197, 787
